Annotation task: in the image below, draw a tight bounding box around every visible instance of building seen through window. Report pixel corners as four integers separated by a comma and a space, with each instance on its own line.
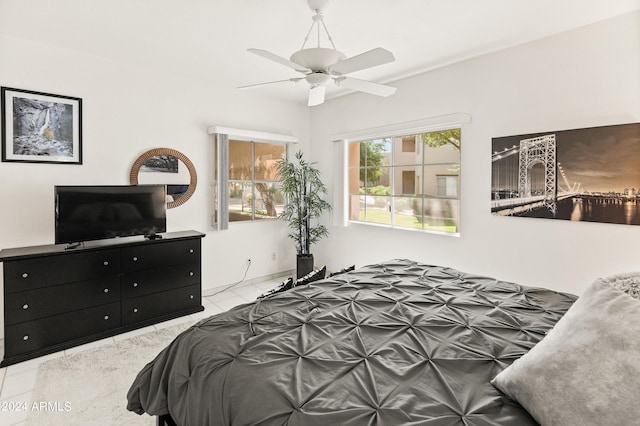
348, 129, 461, 233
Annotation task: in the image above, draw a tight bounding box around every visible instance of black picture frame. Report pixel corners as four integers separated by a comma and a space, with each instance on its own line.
1, 87, 82, 164
491, 122, 640, 226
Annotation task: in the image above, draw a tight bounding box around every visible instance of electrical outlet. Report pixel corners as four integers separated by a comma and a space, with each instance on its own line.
271, 252, 277, 261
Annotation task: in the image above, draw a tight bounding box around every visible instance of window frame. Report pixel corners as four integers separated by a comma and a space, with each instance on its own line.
208, 126, 297, 230
348, 130, 461, 234
227, 140, 286, 222
332, 113, 470, 236
436, 175, 458, 197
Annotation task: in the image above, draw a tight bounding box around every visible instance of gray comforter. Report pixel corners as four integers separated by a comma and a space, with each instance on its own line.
127, 259, 576, 425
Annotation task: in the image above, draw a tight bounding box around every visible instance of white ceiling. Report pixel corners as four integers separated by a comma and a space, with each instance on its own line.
1, 0, 639, 105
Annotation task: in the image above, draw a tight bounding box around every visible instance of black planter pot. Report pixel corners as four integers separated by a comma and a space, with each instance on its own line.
296, 254, 314, 278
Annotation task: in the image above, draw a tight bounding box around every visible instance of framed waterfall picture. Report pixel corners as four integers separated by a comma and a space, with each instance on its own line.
1, 87, 82, 164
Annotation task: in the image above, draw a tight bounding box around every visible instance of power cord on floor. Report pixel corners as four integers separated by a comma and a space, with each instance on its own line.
207, 259, 252, 297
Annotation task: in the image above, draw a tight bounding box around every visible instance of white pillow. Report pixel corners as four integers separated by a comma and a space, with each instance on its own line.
491, 273, 640, 426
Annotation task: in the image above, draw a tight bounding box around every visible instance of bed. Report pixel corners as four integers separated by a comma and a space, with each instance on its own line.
126, 259, 579, 425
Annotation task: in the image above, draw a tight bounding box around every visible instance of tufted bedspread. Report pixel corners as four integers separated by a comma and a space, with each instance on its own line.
127, 259, 576, 425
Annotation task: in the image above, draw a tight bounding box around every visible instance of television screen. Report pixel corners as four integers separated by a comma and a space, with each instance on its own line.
55, 185, 167, 245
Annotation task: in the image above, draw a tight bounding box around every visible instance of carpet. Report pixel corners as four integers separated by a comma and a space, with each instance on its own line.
26, 321, 196, 426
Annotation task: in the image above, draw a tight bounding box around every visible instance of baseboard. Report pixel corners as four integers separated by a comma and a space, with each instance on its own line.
202, 269, 294, 297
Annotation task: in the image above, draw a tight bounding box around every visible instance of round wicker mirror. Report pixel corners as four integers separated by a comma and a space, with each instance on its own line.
130, 148, 197, 209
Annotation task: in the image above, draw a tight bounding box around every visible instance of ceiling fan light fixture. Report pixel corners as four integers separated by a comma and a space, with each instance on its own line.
290, 48, 345, 71
305, 72, 331, 86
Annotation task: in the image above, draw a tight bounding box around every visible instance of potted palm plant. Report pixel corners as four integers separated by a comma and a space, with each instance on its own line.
276, 150, 331, 278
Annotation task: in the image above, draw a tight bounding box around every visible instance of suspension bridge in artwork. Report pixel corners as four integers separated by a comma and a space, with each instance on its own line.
491, 134, 582, 216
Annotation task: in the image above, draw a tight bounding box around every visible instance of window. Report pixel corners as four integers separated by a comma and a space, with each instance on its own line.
437, 175, 458, 197
402, 137, 416, 153
348, 128, 461, 233
228, 140, 285, 222
209, 126, 298, 231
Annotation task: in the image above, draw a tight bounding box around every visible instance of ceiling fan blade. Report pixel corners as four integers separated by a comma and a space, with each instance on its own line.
248, 48, 311, 73
308, 85, 326, 106
335, 77, 397, 97
237, 78, 303, 90
329, 47, 395, 76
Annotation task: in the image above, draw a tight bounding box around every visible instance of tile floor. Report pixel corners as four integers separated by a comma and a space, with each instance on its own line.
0, 276, 286, 426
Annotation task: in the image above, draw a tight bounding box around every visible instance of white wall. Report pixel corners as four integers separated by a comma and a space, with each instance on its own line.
0, 34, 308, 291
310, 11, 640, 296
2, 11, 639, 299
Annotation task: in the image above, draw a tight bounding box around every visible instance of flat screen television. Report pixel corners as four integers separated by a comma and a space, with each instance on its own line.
55, 185, 167, 245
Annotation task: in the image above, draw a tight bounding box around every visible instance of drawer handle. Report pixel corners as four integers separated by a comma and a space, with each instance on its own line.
104, 315, 110, 320
132, 256, 138, 262
22, 304, 29, 310
103, 288, 109, 293
189, 249, 194, 254
103, 261, 109, 266
189, 294, 194, 299
133, 308, 138, 313
22, 273, 29, 279
133, 282, 138, 288
23, 335, 29, 341
189, 272, 194, 276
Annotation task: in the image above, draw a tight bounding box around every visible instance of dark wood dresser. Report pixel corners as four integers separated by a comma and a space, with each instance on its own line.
0, 230, 204, 366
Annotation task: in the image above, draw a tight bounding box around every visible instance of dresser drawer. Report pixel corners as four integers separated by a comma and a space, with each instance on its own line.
121, 262, 200, 299
4, 302, 121, 357
121, 239, 201, 272
3, 249, 120, 293
122, 284, 201, 325
5, 277, 120, 325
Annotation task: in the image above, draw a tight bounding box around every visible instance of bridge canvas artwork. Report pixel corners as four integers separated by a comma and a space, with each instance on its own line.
491, 122, 640, 226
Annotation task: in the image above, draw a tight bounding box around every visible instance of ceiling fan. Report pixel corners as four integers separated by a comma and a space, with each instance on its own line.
239, 0, 397, 106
